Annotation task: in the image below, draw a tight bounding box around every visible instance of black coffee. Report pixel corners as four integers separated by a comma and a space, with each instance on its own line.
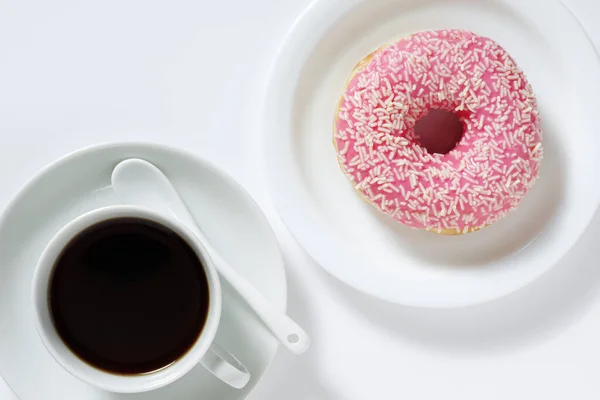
49, 217, 210, 375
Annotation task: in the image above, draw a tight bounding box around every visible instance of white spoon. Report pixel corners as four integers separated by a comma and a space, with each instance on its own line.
111, 158, 310, 355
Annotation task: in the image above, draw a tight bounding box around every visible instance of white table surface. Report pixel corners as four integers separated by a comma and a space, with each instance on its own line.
0, 0, 599, 399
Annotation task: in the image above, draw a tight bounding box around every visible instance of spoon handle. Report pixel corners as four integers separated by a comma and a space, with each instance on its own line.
155, 178, 310, 354
204, 244, 310, 355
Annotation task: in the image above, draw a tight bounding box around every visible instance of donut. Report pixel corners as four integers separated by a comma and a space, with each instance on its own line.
333, 29, 543, 235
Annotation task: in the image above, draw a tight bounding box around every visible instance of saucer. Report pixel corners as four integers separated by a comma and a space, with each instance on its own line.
0, 142, 287, 399
262, 0, 600, 307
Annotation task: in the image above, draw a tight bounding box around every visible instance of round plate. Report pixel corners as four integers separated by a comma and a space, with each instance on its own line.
262, 0, 600, 308
0, 142, 286, 399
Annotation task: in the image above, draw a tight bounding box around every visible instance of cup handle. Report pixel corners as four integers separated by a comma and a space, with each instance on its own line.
200, 342, 250, 389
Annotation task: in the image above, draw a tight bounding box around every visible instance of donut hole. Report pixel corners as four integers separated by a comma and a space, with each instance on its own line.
414, 109, 464, 155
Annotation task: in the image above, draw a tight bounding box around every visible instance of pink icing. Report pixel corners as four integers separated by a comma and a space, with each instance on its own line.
335, 30, 543, 233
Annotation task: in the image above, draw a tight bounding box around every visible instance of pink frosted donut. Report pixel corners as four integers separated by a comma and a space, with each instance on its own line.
334, 29, 543, 235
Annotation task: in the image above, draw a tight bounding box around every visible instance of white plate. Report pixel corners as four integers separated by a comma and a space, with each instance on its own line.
0, 142, 286, 399
262, 0, 600, 308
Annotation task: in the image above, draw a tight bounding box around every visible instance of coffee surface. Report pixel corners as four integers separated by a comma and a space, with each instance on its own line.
49, 217, 209, 375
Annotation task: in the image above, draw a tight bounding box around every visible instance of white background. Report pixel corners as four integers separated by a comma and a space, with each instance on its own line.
0, 0, 599, 399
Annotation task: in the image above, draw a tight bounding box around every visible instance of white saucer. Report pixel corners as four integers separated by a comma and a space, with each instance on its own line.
262, 0, 600, 307
0, 143, 287, 399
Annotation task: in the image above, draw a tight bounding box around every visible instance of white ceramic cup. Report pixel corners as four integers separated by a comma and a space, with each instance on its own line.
32, 205, 250, 393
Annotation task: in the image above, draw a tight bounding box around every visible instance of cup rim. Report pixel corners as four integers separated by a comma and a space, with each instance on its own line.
31, 205, 222, 394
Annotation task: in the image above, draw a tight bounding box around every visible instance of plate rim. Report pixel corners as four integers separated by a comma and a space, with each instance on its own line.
0, 141, 287, 399
261, 0, 600, 308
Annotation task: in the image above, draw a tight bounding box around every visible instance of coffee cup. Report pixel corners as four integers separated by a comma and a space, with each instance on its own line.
32, 205, 250, 393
